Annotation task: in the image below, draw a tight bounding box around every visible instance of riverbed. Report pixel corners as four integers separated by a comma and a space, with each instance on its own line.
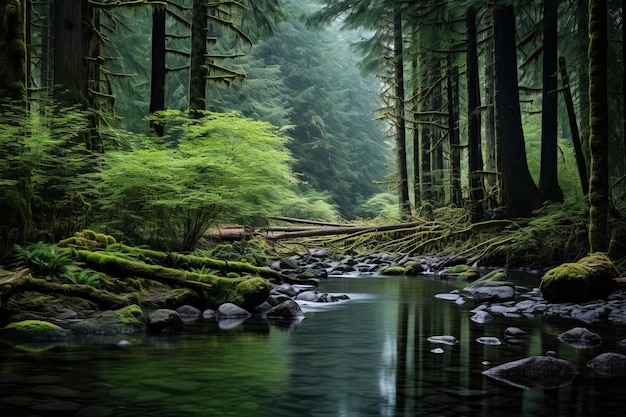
1, 273, 625, 416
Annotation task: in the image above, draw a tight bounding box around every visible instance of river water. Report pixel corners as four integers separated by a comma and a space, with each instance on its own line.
1, 274, 625, 417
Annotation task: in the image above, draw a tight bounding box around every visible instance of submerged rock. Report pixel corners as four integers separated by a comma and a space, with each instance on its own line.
476, 336, 502, 346
557, 327, 602, 349
504, 327, 529, 343
482, 356, 577, 389
587, 352, 626, 378
470, 311, 494, 324
427, 335, 459, 345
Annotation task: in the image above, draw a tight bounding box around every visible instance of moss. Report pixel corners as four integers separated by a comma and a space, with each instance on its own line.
540, 253, 617, 303
441, 264, 480, 281
377, 266, 408, 275
58, 229, 117, 251
466, 269, 510, 289
1, 319, 72, 342
5, 319, 60, 332
234, 277, 270, 310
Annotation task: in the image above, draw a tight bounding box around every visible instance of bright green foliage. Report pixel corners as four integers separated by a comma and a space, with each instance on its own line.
13, 242, 75, 278
96, 110, 299, 251
0, 103, 95, 258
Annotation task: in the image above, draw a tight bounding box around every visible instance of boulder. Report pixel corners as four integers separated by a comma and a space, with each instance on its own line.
465, 269, 515, 303
217, 303, 251, 318
266, 300, 305, 319
70, 304, 146, 335
557, 327, 602, 349
0, 320, 72, 342
482, 356, 577, 389
540, 253, 618, 303
587, 352, 626, 377
440, 264, 480, 281
147, 309, 183, 334
176, 305, 201, 321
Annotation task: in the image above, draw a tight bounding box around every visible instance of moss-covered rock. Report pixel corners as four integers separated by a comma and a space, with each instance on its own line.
233, 277, 270, 310
540, 253, 618, 303
69, 304, 146, 335
0, 320, 72, 342
147, 309, 183, 334
440, 264, 480, 281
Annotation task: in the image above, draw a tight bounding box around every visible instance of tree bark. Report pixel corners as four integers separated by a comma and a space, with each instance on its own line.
467, 6, 484, 221
493, 2, 538, 217
588, 0, 609, 252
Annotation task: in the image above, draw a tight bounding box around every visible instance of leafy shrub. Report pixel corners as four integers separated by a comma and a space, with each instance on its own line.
95, 111, 300, 251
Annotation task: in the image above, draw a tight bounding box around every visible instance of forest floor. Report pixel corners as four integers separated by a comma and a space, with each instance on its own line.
2, 202, 626, 330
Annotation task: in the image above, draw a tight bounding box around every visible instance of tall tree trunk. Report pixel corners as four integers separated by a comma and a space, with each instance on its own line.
394, 5, 411, 217
412, 57, 421, 207
150, 5, 166, 136
483, 7, 497, 202
189, 1, 208, 116
577, 0, 591, 163
493, 2, 538, 217
447, 60, 462, 206
467, 6, 484, 222
419, 61, 432, 202
588, 0, 609, 252
0, 0, 27, 103
623, 0, 626, 176
538, 0, 564, 203
53, 0, 89, 107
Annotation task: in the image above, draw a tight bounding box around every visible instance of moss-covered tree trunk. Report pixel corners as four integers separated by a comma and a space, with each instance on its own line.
483, 7, 497, 201
393, 4, 411, 217
588, 0, 609, 252
447, 60, 462, 206
0, 0, 26, 103
189, 1, 208, 116
493, 1, 538, 217
467, 6, 484, 222
538, 0, 564, 204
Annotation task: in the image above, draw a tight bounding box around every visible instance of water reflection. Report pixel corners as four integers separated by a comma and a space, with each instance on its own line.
1, 274, 625, 416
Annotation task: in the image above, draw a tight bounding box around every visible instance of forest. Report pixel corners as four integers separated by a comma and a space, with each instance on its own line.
1, 0, 626, 311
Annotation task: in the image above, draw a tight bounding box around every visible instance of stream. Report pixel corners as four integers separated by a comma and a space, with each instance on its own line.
1, 273, 625, 416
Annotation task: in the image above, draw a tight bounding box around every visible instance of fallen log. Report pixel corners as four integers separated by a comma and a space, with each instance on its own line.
266, 221, 423, 240
270, 216, 358, 228
2, 276, 133, 310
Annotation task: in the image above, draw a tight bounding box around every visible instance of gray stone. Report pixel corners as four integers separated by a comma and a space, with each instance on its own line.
557, 327, 602, 349
482, 356, 577, 389
175, 305, 201, 320
587, 352, 626, 377
147, 309, 183, 334
266, 300, 305, 319
217, 303, 251, 318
